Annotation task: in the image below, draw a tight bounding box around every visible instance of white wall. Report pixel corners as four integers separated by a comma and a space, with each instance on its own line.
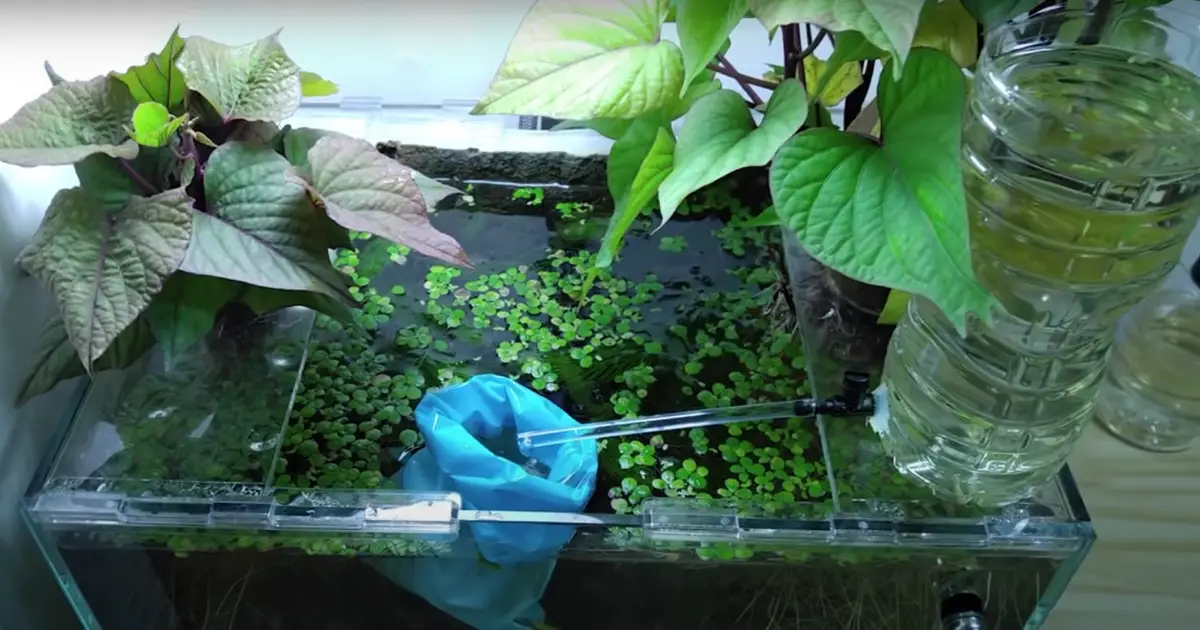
3, 0, 779, 109
1, 1, 1198, 628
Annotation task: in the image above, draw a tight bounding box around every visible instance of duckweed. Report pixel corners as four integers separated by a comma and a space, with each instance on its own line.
99, 172, 938, 562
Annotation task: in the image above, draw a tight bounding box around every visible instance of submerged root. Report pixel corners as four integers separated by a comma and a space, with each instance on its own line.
765, 276, 800, 338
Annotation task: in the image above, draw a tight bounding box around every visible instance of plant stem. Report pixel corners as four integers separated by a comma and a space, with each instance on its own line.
118, 158, 159, 196
709, 54, 768, 105
782, 25, 803, 84
798, 27, 827, 61
1077, 0, 1114, 45
843, 60, 875, 130
708, 61, 777, 90
183, 133, 205, 181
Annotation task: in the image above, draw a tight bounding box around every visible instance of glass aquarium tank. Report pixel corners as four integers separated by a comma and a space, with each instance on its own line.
23, 111, 1094, 630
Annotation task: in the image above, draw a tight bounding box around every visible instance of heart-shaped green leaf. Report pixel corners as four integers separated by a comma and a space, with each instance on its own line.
803, 56, 863, 107
748, 0, 923, 71
178, 31, 301, 122
912, 0, 978, 68
130, 102, 186, 147
551, 70, 719, 138
281, 127, 460, 211
0, 76, 139, 166
16, 314, 156, 406
657, 79, 806, 224
677, 0, 748, 85
770, 48, 997, 332
241, 286, 356, 324
670, 69, 724, 118
602, 118, 676, 267
17, 187, 195, 370
876, 289, 911, 324
551, 118, 634, 140
472, 0, 683, 119
736, 205, 779, 227
145, 272, 242, 368
179, 142, 352, 302
960, 0, 1039, 28
72, 154, 149, 213
583, 116, 675, 294
300, 70, 339, 97
294, 136, 471, 268
114, 27, 187, 110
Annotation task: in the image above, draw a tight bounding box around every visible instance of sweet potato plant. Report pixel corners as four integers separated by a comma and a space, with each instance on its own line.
1, 29, 469, 403
471, 0, 1145, 330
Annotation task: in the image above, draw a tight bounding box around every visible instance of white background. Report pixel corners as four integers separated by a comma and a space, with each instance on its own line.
1, 1, 1198, 628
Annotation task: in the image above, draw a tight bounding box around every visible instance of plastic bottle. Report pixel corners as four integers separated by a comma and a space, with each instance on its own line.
1093, 256, 1200, 452
879, 6, 1200, 505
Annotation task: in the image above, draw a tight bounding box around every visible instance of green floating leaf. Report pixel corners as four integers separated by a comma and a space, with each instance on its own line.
17, 187, 195, 370
179, 141, 353, 303
16, 314, 155, 406
657, 80, 806, 224
0, 76, 138, 167
145, 273, 241, 368
912, 0, 978, 68
294, 135, 471, 268
770, 49, 997, 332
584, 117, 676, 293
177, 31, 301, 122
677, 0, 748, 85
471, 0, 684, 119
748, 0, 923, 72
960, 0, 1040, 29
130, 102, 186, 147
114, 27, 187, 110
300, 70, 339, 97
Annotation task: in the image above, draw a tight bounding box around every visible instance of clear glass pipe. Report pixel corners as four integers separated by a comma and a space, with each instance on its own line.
518, 400, 806, 449
519, 376, 879, 450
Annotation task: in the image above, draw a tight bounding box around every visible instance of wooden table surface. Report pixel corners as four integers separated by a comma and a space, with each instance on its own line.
1044, 424, 1200, 629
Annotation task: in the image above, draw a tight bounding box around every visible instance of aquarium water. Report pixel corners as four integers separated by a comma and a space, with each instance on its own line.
881, 43, 1200, 505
